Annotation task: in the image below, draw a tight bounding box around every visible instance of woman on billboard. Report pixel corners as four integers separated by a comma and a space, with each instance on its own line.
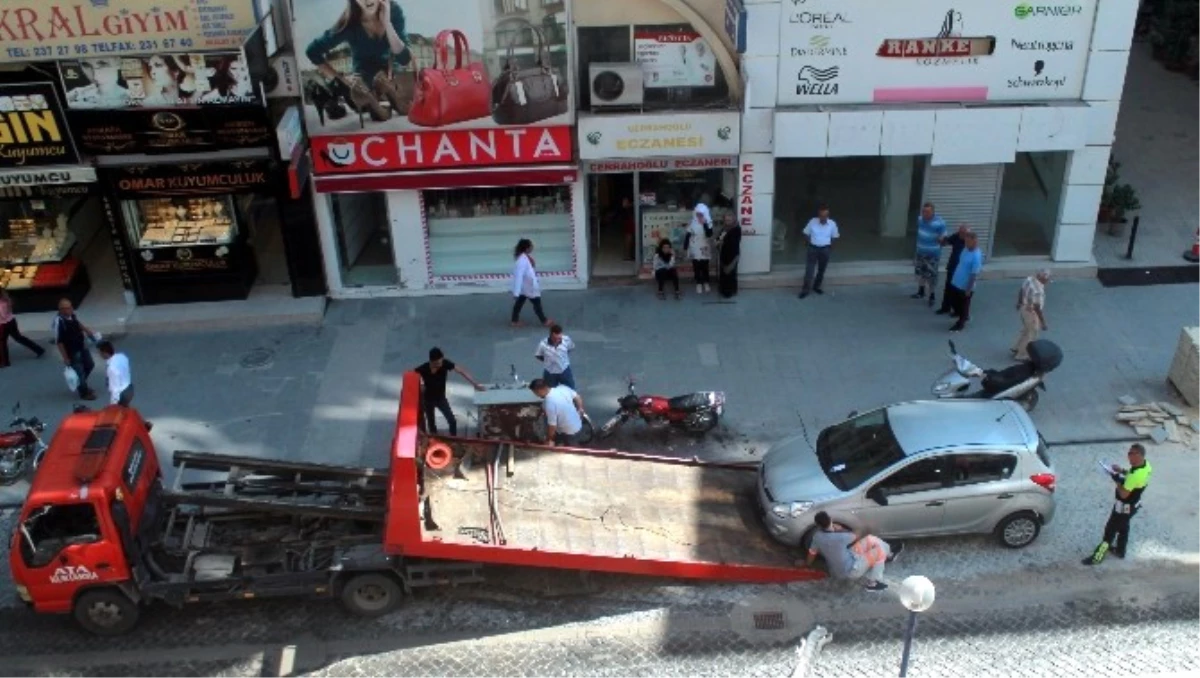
63, 58, 132, 108
142, 55, 194, 106
305, 0, 413, 123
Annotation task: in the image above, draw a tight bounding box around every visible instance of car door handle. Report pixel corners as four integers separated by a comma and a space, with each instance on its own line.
997, 494, 1014, 499
925, 501, 945, 507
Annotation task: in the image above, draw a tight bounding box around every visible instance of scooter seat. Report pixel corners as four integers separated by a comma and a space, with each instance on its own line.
669, 393, 712, 411
982, 363, 1037, 396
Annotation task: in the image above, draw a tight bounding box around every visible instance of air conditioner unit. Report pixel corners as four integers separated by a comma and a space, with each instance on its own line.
589, 62, 644, 108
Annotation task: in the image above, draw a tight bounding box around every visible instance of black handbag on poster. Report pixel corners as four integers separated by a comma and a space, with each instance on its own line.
491, 21, 569, 125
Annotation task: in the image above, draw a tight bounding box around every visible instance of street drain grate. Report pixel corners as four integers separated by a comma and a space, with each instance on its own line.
240, 348, 275, 369
753, 611, 786, 630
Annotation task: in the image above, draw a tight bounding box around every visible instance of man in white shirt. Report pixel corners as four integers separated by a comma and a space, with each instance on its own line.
535, 323, 576, 389
97, 340, 133, 406
799, 203, 840, 299
686, 195, 714, 294
529, 378, 586, 447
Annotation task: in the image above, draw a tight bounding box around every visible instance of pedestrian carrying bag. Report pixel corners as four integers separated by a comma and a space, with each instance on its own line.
408, 29, 492, 127
491, 22, 569, 125
63, 365, 79, 393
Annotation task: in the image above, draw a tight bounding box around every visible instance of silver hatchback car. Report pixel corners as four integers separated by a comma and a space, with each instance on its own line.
758, 400, 1056, 549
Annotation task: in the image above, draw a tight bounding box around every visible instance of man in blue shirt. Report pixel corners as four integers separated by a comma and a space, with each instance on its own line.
911, 203, 947, 307
948, 232, 983, 332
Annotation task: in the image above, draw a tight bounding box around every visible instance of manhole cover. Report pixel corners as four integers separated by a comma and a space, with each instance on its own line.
728, 592, 814, 645
240, 348, 275, 369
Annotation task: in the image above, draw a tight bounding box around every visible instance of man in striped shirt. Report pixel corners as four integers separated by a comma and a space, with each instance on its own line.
1011, 269, 1049, 360
911, 203, 947, 307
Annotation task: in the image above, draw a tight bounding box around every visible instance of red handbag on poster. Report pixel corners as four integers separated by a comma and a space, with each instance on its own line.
408, 29, 492, 127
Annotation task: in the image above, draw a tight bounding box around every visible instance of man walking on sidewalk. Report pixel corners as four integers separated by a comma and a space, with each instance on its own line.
414, 347, 486, 436
947, 232, 983, 332
54, 298, 98, 401
935, 225, 970, 316
1012, 269, 1050, 360
800, 511, 902, 592
798, 204, 839, 299
1084, 444, 1151, 565
97, 340, 134, 406
535, 323, 576, 389
911, 203, 947, 307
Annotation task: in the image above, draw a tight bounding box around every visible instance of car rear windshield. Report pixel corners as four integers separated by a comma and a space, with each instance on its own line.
1036, 434, 1051, 468
817, 410, 906, 491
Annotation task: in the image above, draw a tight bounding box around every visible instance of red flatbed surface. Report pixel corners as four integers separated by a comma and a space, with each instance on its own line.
422, 445, 792, 568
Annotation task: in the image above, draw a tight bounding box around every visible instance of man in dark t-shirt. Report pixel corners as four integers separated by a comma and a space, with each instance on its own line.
414, 347, 485, 436
54, 298, 98, 400
936, 225, 971, 316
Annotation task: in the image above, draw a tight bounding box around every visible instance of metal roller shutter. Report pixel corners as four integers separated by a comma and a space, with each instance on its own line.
923, 163, 1005, 260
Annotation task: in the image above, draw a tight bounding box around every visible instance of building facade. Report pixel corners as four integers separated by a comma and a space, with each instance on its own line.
740, 0, 1136, 274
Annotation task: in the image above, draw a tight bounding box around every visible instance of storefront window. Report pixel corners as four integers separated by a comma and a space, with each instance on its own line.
331, 192, 396, 287
120, 196, 238, 249
993, 152, 1061, 257
426, 186, 573, 278
637, 169, 733, 267
772, 157, 926, 266
0, 189, 96, 305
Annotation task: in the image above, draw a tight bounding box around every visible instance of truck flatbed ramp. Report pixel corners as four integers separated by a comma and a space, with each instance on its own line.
386, 373, 822, 583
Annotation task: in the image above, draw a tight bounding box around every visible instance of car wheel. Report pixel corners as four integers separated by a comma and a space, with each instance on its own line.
74, 588, 140, 636
340, 573, 403, 617
995, 511, 1041, 548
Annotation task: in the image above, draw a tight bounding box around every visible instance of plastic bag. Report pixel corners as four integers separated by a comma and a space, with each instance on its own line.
64, 365, 79, 393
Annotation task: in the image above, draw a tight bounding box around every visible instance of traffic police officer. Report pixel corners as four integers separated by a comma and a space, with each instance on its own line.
1083, 443, 1152, 565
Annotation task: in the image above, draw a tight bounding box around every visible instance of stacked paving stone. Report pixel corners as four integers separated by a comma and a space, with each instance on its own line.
1115, 396, 1198, 446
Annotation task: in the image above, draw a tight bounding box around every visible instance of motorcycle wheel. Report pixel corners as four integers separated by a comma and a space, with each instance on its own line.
686, 411, 719, 435
576, 416, 596, 445
1017, 390, 1039, 412
598, 413, 626, 439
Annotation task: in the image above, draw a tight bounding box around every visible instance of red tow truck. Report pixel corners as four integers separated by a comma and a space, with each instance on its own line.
9, 373, 820, 635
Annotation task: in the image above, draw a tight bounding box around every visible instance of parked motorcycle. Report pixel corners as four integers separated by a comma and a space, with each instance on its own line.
1, 402, 48, 484
597, 377, 725, 438
931, 339, 1062, 412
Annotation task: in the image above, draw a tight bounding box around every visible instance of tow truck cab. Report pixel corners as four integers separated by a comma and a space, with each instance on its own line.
9, 406, 161, 615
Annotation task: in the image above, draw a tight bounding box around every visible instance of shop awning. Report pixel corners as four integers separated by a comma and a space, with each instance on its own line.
313, 166, 578, 193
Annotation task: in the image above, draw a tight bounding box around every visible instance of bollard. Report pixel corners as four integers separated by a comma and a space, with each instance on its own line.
1124, 216, 1141, 260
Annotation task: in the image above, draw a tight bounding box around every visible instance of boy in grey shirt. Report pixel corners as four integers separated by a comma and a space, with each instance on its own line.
802, 511, 902, 592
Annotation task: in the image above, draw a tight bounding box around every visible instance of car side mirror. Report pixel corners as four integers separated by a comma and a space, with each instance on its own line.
847, 410, 859, 419
867, 486, 888, 506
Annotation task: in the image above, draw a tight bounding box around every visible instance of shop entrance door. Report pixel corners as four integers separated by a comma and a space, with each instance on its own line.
588, 173, 637, 277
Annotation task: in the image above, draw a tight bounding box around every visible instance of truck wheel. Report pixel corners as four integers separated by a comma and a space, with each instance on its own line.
340, 573, 402, 617
74, 588, 140, 636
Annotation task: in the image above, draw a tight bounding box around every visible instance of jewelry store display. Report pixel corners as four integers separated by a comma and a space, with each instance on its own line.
133, 197, 236, 249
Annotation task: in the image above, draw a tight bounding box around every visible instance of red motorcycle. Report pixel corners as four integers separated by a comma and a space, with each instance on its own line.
596, 377, 725, 439
1, 403, 47, 484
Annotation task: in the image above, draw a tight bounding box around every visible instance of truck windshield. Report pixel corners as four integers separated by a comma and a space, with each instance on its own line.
816, 410, 906, 491
19, 503, 102, 569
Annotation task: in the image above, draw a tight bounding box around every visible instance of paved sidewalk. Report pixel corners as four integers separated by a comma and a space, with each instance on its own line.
1099, 42, 1199, 268
0, 278, 1195, 508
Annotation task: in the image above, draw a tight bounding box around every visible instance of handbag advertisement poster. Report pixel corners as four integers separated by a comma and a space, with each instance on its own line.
296, 0, 575, 173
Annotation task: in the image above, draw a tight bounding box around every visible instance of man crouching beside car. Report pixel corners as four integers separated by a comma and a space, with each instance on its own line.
799, 511, 903, 592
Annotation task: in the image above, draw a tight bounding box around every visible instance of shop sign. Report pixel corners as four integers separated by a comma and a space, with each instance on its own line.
634, 30, 716, 88
58, 50, 260, 109
0, 165, 95, 186
310, 126, 572, 175
776, 0, 1096, 104
295, 0, 575, 137
739, 161, 754, 230
0, 82, 79, 168
577, 112, 741, 160
141, 246, 231, 274
110, 158, 273, 197
275, 105, 304, 159
68, 106, 271, 155
0, 1, 260, 63
725, 0, 747, 54
584, 156, 737, 173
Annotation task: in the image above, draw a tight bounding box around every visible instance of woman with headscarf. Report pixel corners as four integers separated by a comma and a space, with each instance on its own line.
717, 213, 742, 298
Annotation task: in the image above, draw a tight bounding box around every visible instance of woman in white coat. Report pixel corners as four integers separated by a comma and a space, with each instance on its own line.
511, 238, 551, 327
